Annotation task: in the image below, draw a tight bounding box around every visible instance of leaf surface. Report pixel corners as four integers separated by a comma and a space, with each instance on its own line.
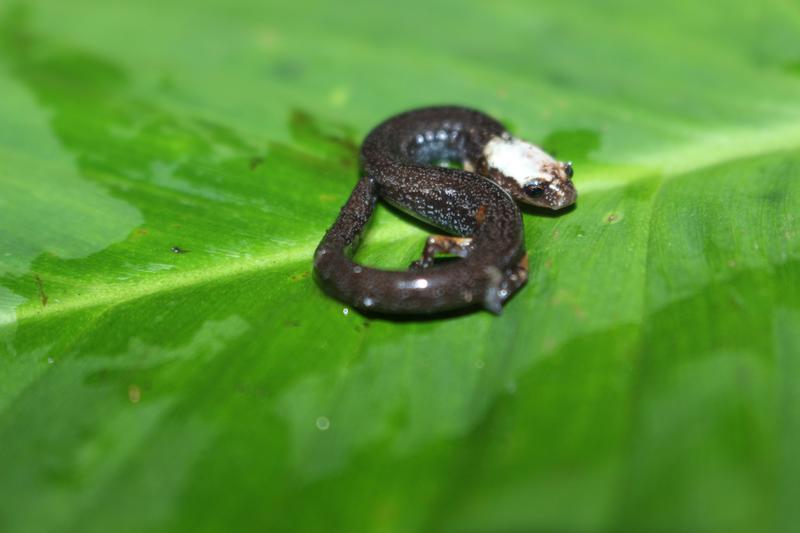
1, 1, 799, 532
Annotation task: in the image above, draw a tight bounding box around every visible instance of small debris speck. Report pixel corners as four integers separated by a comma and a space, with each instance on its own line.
170, 246, 188, 254
34, 274, 48, 307
290, 272, 310, 282
47, 357, 54, 365
128, 384, 141, 404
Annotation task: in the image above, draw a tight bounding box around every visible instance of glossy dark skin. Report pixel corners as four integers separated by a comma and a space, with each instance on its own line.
314, 106, 567, 315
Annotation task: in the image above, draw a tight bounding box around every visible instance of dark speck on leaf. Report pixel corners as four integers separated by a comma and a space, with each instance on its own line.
171, 246, 188, 254
250, 156, 264, 170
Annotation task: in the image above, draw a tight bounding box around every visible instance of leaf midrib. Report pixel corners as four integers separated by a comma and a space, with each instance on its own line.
8, 123, 800, 325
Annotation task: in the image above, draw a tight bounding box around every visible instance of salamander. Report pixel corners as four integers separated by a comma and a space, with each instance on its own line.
313, 105, 576, 315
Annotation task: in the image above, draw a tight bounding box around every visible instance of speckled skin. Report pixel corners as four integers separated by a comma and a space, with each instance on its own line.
313, 106, 530, 315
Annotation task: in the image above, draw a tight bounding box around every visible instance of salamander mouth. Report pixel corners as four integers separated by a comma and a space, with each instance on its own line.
548, 179, 577, 210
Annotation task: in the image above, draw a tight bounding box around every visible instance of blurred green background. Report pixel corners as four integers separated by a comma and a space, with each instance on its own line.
1, 0, 799, 532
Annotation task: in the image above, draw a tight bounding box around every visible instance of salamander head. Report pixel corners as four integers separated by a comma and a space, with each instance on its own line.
482, 135, 577, 210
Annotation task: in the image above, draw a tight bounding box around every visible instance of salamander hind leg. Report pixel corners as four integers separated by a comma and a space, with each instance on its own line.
410, 236, 473, 270
504, 253, 529, 296
482, 254, 529, 315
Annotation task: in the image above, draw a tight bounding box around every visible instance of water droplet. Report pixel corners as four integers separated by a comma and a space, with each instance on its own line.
353, 266, 362, 274
47, 357, 54, 364
362, 297, 374, 308
316, 416, 330, 431
342, 307, 349, 316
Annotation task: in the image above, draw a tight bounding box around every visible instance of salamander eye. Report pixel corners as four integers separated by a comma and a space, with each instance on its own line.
564, 162, 574, 178
524, 182, 545, 198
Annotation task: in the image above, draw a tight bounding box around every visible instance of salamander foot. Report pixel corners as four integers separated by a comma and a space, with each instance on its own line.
409, 235, 473, 270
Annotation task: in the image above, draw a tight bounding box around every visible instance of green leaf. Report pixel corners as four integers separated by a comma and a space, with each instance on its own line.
1, 1, 799, 532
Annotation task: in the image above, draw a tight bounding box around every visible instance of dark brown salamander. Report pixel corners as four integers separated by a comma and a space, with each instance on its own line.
313, 106, 576, 315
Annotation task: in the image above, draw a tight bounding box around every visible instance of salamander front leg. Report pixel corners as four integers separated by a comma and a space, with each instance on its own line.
410, 236, 473, 270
